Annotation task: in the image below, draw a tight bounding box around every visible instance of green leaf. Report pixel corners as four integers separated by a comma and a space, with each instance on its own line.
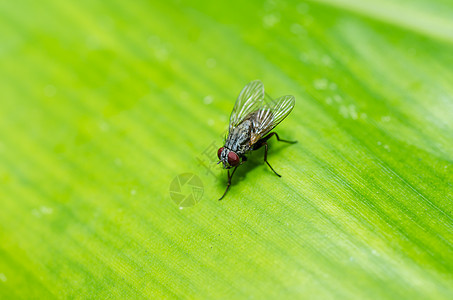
1, 0, 452, 299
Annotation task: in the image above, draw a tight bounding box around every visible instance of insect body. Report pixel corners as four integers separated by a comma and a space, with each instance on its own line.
217, 80, 296, 200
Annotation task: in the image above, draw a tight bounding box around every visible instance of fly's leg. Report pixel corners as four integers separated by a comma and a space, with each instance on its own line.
253, 132, 297, 151
253, 132, 296, 177
219, 166, 238, 201
260, 132, 297, 145
263, 142, 281, 177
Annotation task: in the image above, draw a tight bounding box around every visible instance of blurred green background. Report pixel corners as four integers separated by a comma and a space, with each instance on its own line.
1, 0, 453, 298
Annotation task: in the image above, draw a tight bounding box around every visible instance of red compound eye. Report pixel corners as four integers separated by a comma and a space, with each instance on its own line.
227, 151, 240, 167
217, 147, 224, 159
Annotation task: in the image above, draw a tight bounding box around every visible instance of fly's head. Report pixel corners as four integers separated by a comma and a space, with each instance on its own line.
217, 146, 240, 169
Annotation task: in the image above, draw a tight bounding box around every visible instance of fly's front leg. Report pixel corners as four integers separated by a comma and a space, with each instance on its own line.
219, 166, 238, 201
263, 142, 281, 177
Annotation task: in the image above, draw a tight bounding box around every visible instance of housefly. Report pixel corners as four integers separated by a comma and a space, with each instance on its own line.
217, 80, 296, 200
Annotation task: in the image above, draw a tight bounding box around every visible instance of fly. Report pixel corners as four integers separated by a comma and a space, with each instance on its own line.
217, 80, 296, 200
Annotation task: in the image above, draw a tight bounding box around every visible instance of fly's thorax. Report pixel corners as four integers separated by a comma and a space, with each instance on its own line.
225, 119, 253, 155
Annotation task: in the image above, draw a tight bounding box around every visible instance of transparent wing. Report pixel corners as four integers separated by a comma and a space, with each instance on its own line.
249, 94, 295, 145
229, 80, 265, 132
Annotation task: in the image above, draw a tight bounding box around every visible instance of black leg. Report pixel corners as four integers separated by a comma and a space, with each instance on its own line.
219, 166, 238, 201
262, 132, 297, 144
253, 132, 297, 151
263, 142, 281, 177
255, 132, 295, 177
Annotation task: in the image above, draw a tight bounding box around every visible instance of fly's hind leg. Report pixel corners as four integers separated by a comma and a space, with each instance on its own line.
253, 132, 296, 177
260, 132, 297, 144
263, 142, 281, 177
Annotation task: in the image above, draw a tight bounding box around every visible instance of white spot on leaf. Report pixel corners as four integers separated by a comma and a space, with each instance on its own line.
290, 23, 305, 35
263, 13, 280, 28
32, 206, 53, 217
322, 55, 333, 66
44, 85, 57, 97
206, 58, 217, 68
297, 3, 309, 14
203, 95, 213, 105
313, 78, 328, 90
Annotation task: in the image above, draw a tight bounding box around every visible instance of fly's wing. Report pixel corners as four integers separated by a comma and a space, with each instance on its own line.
229, 80, 265, 132
249, 94, 295, 145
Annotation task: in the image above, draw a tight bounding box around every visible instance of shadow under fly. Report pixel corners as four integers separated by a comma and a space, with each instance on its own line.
217, 80, 296, 200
